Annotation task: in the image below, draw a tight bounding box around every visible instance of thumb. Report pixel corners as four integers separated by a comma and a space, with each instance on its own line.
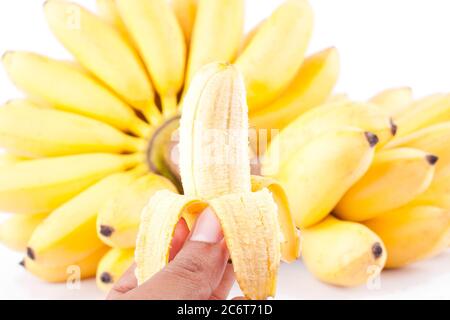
124, 208, 230, 300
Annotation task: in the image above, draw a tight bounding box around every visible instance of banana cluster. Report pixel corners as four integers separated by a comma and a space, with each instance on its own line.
0, 0, 448, 299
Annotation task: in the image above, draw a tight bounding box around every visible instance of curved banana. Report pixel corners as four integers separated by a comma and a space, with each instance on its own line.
44, 0, 160, 124
116, 0, 186, 116
96, 0, 132, 44
171, 0, 197, 44
236, 0, 314, 111
0, 153, 140, 214
277, 127, 377, 228
0, 213, 48, 251
185, 0, 244, 86
364, 205, 450, 268
263, 101, 395, 177
335, 148, 437, 222
301, 216, 386, 287
97, 173, 177, 248
2, 52, 150, 137
249, 47, 340, 131
27, 170, 140, 267
0, 100, 145, 158
136, 63, 297, 300
23, 246, 108, 283
394, 94, 450, 137
370, 87, 413, 118
96, 248, 135, 292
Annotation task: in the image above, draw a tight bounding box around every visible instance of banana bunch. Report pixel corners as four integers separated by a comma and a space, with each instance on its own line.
0, 0, 448, 298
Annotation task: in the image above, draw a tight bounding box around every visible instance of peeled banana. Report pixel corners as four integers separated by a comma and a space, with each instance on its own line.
301, 216, 386, 287
97, 173, 177, 249
0, 213, 48, 251
250, 47, 340, 131
0, 100, 145, 158
96, 248, 135, 292
236, 0, 314, 111
44, 0, 160, 123
364, 205, 450, 268
335, 148, 437, 222
116, 0, 186, 116
0, 153, 140, 214
135, 63, 297, 300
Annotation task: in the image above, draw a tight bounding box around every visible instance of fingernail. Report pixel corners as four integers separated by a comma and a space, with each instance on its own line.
190, 207, 223, 244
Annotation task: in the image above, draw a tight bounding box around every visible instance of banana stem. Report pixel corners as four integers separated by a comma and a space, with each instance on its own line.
161, 94, 179, 118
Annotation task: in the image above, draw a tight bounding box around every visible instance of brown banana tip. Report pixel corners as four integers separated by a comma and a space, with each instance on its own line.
364, 132, 379, 148
372, 242, 383, 259
389, 118, 398, 136
99, 225, 115, 237
426, 155, 439, 166
26, 247, 35, 260
19, 260, 25, 267
100, 272, 113, 284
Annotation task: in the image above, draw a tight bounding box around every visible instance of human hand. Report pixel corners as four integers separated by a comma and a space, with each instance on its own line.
107, 208, 242, 300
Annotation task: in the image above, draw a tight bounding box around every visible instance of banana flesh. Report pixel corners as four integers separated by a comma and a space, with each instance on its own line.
44, 0, 160, 124
236, 0, 314, 111
301, 216, 386, 287
135, 63, 298, 299
96, 248, 135, 292
335, 148, 437, 222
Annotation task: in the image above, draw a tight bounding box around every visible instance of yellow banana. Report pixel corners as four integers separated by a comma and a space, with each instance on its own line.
0, 213, 48, 251
27, 170, 141, 267
335, 148, 437, 222
301, 216, 386, 287
171, 0, 197, 44
370, 87, 413, 118
185, 0, 244, 86
0, 153, 22, 166
364, 205, 450, 268
23, 246, 108, 283
236, 0, 314, 111
136, 63, 297, 300
2, 51, 150, 137
249, 47, 340, 131
0, 100, 145, 158
44, 0, 160, 124
96, 248, 135, 292
96, 0, 132, 43
277, 127, 377, 228
0, 153, 140, 214
412, 166, 450, 209
263, 101, 395, 177
116, 0, 186, 116
394, 94, 450, 137
97, 173, 177, 248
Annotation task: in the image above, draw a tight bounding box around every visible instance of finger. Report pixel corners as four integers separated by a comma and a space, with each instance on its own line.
210, 263, 235, 300
107, 263, 137, 300
169, 218, 190, 261
121, 208, 228, 300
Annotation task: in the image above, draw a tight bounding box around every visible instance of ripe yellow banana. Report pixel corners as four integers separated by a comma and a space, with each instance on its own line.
96, 0, 132, 44
23, 246, 108, 283
96, 248, 135, 292
335, 148, 437, 222
0, 213, 48, 251
301, 216, 386, 287
276, 127, 377, 228
0, 153, 140, 214
0, 153, 22, 166
236, 0, 314, 111
44, 0, 160, 124
116, 0, 186, 116
185, 0, 244, 86
0, 100, 145, 158
364, 205, 450, 268
370, 87, 413, 118
27, 170, 141, 267
412, 166, 450, 209
136, 63, 297, 300
2, 51, 150, 137
263, 101, 395, 176
97, 173, 177, 248
394, 94, 450, 137
249, 47, 340, 131
171, 0, 197, 44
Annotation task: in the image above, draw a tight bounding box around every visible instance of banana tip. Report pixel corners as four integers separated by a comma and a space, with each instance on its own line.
99, 225, 115, 238
364, 132, 379, 148
100, 272, 113, 284
26, 247, 35, 260
389, 118, 398, 136
19, 260, 25, 267
426, 155, 439, 166
371, 242, 383, 259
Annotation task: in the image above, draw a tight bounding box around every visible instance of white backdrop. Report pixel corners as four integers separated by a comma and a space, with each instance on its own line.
0, 0, 449, 299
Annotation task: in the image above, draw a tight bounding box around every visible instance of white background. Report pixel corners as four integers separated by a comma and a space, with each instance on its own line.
0, 0, 449, 299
